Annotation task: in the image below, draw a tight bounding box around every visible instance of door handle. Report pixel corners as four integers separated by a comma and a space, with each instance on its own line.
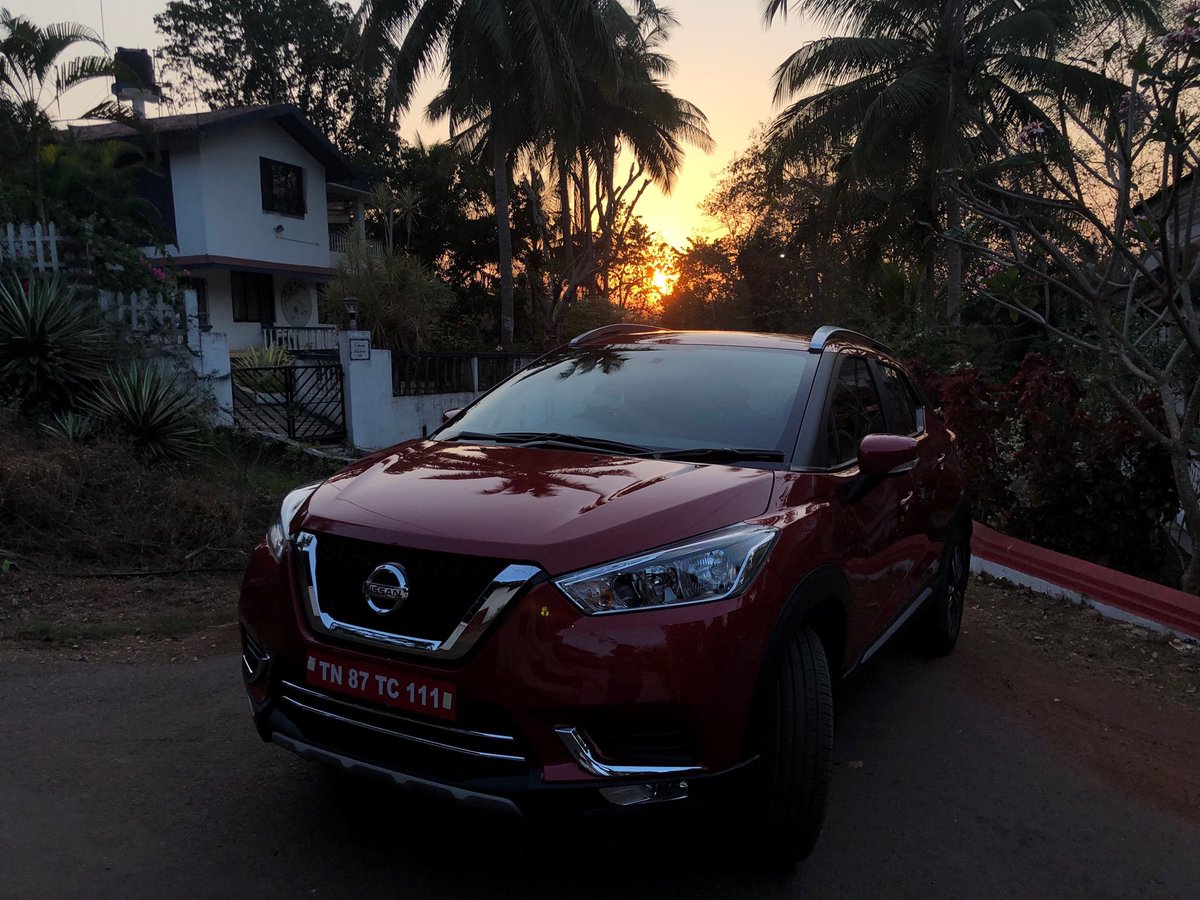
899, 491, 914, 511
936, 453, 947, 470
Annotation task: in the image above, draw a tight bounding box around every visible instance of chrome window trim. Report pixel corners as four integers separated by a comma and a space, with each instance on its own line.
279, 694, 526, 762
294, 531, 540, 659
279, 680, 517, 743
554, 726, 703, 778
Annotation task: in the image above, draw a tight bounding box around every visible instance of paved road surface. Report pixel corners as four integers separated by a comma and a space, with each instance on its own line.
2, 632, 1198, 899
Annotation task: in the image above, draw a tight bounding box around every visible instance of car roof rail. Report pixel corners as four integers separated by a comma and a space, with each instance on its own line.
567, 323, 671, 348
808, 325, 896, 356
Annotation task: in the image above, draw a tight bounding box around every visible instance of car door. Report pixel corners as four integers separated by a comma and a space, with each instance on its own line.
820, 353, 917, 654
875, 360, 942, 599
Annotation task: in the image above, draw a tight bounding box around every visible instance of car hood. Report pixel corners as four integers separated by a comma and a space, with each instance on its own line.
301, 440, 776, 576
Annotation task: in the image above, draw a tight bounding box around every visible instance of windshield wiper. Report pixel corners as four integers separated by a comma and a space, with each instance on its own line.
643, 447, 786, 463
448, 431, 652, 456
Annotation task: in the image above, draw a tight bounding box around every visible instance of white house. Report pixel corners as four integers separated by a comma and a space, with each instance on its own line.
71, 104, 370, 354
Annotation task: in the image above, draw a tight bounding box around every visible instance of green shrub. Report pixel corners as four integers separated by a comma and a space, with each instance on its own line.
233, 344, 292, 393
40, 411, 95, 443
0, 275, 106, 408
85, 363, 201, 461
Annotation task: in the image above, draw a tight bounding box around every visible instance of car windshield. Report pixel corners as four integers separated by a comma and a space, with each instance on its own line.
438, 343, 812, 456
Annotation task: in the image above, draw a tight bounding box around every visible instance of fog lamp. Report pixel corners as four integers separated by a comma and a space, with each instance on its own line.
599, 781, 689, 807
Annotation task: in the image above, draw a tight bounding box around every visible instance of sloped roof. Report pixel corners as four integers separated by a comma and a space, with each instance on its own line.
67, 104, 364, 187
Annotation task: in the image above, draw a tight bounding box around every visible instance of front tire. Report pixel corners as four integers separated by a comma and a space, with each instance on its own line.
748, 626, 834, 866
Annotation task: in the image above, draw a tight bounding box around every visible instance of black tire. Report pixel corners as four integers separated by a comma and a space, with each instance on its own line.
919, 526, 970, 656
748, 626, 834, 867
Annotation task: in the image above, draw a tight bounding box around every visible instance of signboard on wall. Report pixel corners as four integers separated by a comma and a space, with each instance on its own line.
349, 337, 371, 361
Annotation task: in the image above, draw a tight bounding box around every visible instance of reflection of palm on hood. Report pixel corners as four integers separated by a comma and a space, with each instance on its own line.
302, 441, 775, 575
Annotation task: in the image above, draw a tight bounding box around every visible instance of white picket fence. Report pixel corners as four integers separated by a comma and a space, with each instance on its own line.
1, 222, 63, 272
97, 287, 184, 333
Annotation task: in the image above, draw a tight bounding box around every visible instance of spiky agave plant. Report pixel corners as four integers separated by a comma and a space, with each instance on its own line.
86, 362, 201, 461
40, 410, 95, 442
0, 275, 106, 408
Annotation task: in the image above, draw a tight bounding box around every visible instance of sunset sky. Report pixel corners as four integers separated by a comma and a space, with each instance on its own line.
16, 1, 824, 247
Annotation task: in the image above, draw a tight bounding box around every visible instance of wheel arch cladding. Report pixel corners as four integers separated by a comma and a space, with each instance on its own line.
744, 565, 849, 754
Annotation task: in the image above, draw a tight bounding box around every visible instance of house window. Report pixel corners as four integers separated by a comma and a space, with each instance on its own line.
231, 271, 275, 324
260, 157, 306, 216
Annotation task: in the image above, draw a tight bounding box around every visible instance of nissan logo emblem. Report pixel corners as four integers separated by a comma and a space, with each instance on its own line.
363, 563, 410, 615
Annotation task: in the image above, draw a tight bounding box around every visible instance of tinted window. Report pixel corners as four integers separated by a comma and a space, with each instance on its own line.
443, 344, 811, 453
260, 157, 306, 216
231, 271, 274, 323
824, 355, 885, 467
880, 363, 921, 435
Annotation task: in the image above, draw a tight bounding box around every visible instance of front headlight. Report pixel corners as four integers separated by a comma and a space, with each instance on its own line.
555, 524, 778, 615
265, 482, 321, 562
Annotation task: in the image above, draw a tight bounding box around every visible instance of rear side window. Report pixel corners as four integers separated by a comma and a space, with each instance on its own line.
824, 355, 886, 467
879, 364, 923, 436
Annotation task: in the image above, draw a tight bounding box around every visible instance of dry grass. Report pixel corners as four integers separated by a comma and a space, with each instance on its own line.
0, 410, 341, 575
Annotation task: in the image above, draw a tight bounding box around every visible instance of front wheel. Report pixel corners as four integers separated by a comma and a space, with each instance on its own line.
919, 527, 970, 656
744, 626, 834, 867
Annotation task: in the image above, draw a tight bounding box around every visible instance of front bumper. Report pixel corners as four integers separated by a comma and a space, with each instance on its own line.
239, 540, 783, 814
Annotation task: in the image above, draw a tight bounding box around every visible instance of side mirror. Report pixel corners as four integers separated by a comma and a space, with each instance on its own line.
857, 433, 919, 478
442, 407, 463, 424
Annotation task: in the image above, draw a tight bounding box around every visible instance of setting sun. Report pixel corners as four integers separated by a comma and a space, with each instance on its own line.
651, 267, 676, 296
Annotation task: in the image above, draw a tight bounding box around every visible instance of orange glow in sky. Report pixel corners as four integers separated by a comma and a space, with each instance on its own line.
651, 268, 674, 296
34, 0, 824, 248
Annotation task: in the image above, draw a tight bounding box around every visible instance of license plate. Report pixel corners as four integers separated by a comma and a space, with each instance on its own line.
305, 651, 457, 721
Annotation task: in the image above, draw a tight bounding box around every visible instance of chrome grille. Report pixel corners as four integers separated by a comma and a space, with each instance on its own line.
312, 533, 507, 642
294, 531, 541, 660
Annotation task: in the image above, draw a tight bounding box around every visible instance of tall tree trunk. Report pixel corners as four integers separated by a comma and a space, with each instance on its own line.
807, 262, 824, 325
579, 150, 593, 258
920, 235, 937, 324
34, 128, 46, 225
492, 130, 515, 350
946, 191, 963, 324
558, 156, 574, 274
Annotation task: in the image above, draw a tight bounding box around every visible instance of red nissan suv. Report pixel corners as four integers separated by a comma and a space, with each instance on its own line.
239, 325, 970, 863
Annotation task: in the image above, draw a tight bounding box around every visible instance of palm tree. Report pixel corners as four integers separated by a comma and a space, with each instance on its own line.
564, 2, 713, 297
360, 0, 621, 349
0, 9, 113, 221
763, 0, 1161, 323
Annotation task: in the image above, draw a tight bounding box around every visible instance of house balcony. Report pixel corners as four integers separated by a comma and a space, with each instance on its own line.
329, 228, 384, 266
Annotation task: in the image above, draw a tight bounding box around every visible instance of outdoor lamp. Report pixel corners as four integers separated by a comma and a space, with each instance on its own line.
343, 295, 360, 330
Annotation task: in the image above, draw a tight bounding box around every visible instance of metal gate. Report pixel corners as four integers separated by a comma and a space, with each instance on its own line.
231, 361, 346, 444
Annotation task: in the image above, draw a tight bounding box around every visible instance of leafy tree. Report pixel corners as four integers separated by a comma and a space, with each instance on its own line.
360, 0, 663, 349
762, 0, 1162, 324
325, 231, 455, 352
948, 22, 1200, 591
524, 1, 712, 340
603, 215, 674, 318
659, 238, 745, 329
154, 0, 396, 170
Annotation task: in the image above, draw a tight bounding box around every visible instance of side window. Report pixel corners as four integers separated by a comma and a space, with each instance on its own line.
879, 364, 923, 436
824, 355, 886, 467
